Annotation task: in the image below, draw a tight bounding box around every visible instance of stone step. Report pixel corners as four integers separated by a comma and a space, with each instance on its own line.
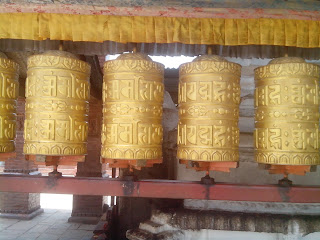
150, 210, 173, 225
156, 230, 184, 240
139, 220, 169, 234
126, 228, 154, 240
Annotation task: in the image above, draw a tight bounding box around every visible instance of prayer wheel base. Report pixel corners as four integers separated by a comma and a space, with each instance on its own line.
201, 174, 215, 185
0, 152, 16, 161
278, 177, 293, 187
101, 158, 162, 171
179, 160, 238, 173
48, 169, 63, 178
25, 155, 85, 166
259, 164, 317, 176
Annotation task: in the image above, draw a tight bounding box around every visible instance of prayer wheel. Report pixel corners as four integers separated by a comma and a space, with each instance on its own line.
177, 55, 241, 172
101, 53, 164, 170
24, 51, 91, 167
0, 53, 19, 160
254, 57, 320, 175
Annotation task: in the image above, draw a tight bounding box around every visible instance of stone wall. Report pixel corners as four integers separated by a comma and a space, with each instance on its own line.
127, 208, 320, 240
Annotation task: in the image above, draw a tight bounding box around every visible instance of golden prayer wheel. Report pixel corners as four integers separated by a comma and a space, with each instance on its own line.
24, 51, 91, 167
177, 55, 241, 172
0, 53, 19, 160
101, 53, 164, 170
254, 57, 320, 176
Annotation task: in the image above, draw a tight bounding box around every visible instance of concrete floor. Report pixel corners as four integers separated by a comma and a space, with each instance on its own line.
0, 209, 95, 240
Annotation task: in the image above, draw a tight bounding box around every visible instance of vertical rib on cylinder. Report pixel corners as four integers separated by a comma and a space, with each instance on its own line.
254, 57, 320, 165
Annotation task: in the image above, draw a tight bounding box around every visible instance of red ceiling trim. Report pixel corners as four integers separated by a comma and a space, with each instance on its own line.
0, 3, 320, 21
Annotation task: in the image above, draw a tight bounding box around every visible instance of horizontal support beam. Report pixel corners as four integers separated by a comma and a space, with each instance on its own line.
0, 175, 319, 203
1, 3, 319, 20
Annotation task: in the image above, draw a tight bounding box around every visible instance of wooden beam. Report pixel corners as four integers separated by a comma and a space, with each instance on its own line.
85, 55, 103, 100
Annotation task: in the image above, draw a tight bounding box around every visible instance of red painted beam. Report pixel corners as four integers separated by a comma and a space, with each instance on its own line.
0, 175, 319, 203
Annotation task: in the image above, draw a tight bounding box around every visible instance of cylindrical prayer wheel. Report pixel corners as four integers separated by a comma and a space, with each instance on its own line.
254, 57, 320, 171
0, 54, 19, 156
24, 51, 91, 165
101, 53, 164, 169
177, 55, 241, 171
